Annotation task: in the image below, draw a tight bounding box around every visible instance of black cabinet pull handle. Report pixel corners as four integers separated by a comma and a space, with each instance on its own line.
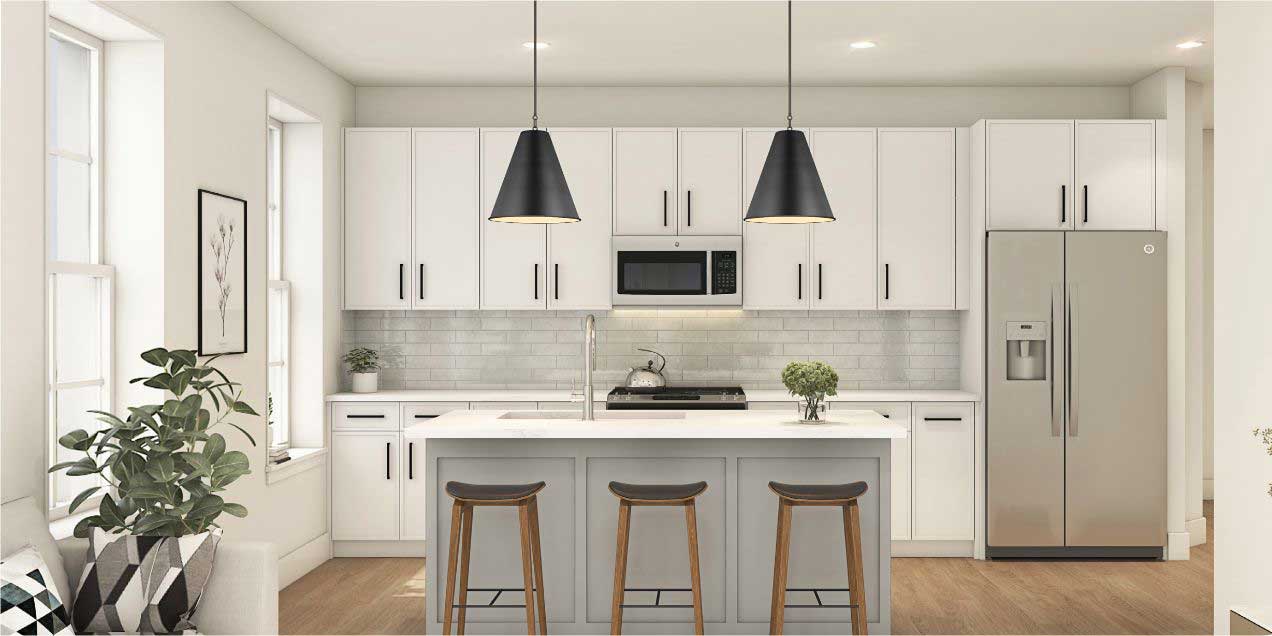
533, 263, 539, 300
687, 190, 692, 226
884, 263, 890, 300
662, 190, 668, 227
797, 263, 802, 300
924, 416, 964, 422
408, 442, 414, 480
554, 263, 560, 300
818, 264, 823, 300
1082, 185, 1089, 223
1060, 184, 1067, 223
385, 442, 391, 480
398, 264, 404, 300
881, 414, 890, 419
413, 414, 438, 419
418, 264, 424, 300
346, 414, 385, 419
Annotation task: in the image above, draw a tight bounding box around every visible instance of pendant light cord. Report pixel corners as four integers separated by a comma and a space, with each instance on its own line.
787, 0, 793, 129
532, 0, 539, 130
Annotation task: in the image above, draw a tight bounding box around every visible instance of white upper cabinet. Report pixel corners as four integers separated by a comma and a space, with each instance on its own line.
877, 128, 956, 310
986, 120, 1074, 230
345, 129, 413, 309
1074, 120, 1155, 230
481, 128, 546, 309
678, 128, 743, 235
412, 128, 479, 309
811, 128, 878, 310
614, 128, 677, 236
743, 128, 809, 309
547, 128, 613, 310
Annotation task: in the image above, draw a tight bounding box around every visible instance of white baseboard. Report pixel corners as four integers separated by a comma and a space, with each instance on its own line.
891, 540, 974, 558
1186, 516, 1208, 546
1167, 531, 1191, 560
1203, 478, 1214, 500
279, 532, 331, 588
333, 540, 427, 557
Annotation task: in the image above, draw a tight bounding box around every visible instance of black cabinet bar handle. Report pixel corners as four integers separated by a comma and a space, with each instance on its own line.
884, 264, 890, 300
419, 264, 424, 300
924, 416, 964, 422
818, 264, 823, 300
413, 414, 439, 419
398, 264, 404, 300
408, 442, 414, 480
797, 263, 802, 300
662, 190, 668, 227
554, 263, 560, 300
1082, 185, 1089, 223
687, 190, 692, 226
881, 414, 891, 418
1060, 184, 1067, 223
385, 442, 391, 480
346, 414, 385, 419
533, 264, 539, 300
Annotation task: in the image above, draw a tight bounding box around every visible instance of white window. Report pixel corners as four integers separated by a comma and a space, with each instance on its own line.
267, 119, 291, 450
47, 21, 114, 517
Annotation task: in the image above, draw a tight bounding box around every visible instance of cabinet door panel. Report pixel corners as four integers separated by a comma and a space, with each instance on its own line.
743, 128, 808, 309
1075, 121, 1155, 230
678, 129, 742, 235
986, 121, 1073, 230
400, 403, 466, 540
345, 129, 412, 309
332, 432, 399, 540
481, 129, 546, 309
614, 128, 677, 235
811, 129, 877, 310
413, 129, 480, 309
548, 129, 613, 310
912, 403, 974, 540
878, 129, 956, 309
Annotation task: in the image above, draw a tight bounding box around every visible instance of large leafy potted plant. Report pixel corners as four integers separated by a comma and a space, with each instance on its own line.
49, 347, 257, 538
781, 361, 839, 422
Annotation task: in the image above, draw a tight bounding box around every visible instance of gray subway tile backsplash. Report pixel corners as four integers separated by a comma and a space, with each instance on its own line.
343, 309, 962, 392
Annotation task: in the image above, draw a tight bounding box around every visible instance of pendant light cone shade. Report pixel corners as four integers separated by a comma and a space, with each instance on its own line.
744, 129, 835, 223
489, 129, 579, 223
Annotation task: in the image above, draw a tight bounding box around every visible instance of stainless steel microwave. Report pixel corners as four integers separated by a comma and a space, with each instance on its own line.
612, 236, 742, 306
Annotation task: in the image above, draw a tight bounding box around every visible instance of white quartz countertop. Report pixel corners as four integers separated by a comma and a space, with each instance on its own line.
326, 388, 979, 403
403, 409, 908, 439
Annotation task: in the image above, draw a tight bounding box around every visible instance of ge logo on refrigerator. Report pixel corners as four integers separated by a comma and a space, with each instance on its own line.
1143, 244, 1156, 255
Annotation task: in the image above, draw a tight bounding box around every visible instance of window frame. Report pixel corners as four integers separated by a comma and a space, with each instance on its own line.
46, 20, 113, 519
266, 118, 291, 450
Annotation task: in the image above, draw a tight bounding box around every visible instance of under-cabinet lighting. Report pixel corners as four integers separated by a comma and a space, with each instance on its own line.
523, 41, 550, 49
1175, 40, 1205, 49
850, 41, 877, 49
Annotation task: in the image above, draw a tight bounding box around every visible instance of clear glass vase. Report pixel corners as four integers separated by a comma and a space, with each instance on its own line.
796, 399, 827, 422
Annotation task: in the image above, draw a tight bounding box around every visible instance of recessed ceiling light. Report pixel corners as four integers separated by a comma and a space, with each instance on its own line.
850, 41, 877, 49
522, 41, 550, 49
1176, 40, 1205, 49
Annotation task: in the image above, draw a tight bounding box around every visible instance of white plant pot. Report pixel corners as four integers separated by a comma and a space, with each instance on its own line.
351, 372, 379, 394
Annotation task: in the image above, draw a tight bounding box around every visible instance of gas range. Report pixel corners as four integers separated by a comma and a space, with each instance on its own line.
605, 386, 748, 410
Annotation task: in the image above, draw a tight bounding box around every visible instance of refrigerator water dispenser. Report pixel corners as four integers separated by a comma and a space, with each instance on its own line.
1005, 321, 1048, 380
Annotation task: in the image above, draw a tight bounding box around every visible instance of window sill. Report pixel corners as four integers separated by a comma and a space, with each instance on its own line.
266, 447, 328, 485
49, 507, 97, 541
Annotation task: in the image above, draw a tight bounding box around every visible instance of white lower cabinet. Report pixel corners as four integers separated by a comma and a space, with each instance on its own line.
911, 402, 975, 540
331, 431, 400, 540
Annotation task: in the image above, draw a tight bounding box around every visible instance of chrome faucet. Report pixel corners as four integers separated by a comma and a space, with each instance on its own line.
583, 314, 596, 421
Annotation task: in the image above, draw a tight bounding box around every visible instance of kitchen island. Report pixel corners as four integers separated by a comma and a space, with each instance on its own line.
404, 409, 905, 635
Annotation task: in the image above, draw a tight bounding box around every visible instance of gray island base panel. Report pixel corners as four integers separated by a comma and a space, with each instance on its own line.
413, 413, 898, 635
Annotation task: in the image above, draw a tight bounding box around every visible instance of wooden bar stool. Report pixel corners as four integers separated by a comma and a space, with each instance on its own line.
442, 481, 548, 635
608, 481, 708, 636
768, 481, 869, 636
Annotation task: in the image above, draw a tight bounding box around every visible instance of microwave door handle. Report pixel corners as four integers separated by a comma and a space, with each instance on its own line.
706, 251, 713, 295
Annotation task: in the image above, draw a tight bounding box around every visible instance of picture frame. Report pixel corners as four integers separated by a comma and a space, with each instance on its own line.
197, 189, 248, 355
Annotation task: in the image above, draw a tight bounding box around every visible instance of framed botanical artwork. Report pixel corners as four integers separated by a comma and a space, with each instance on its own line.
198, 189, 248, 355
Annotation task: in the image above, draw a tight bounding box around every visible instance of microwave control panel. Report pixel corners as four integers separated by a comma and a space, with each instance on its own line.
712, 251, 737, 294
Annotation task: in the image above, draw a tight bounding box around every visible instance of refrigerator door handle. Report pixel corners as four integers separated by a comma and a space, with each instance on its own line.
1067, 282, 1078, 437
1050, 284, 1062, 437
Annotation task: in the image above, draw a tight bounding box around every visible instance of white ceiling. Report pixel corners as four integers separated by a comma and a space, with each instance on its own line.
235, 1, 1213, 87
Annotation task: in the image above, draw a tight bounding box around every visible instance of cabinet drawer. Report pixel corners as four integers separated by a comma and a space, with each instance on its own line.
471, 401, 536, 411
332, 402, 400, 431
402, 402, 466, 424
912, 402, 975, 541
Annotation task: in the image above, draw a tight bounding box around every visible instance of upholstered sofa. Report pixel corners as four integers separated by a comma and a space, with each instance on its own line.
1, 496, 279, 635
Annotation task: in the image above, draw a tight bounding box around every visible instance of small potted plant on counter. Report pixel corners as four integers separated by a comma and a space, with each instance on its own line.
782, 360, 839, 422
1257, 425, 1272, 497
344, 347, 382, 394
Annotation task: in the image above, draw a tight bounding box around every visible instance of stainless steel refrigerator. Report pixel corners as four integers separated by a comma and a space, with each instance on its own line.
987, 231, 1166, 558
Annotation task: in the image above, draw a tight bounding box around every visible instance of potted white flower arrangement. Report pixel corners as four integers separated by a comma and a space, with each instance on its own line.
344, 347, 382, 393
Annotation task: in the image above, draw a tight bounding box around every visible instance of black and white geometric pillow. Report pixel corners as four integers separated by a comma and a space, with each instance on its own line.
1, 545, 74, 636
73, 528, 221, 635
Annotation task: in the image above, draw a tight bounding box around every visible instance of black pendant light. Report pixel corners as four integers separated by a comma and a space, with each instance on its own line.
744, 1, 834, 224
489, 0, 580, 224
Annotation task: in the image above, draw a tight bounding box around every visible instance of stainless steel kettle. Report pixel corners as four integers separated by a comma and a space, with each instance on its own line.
624, 348, 667, 388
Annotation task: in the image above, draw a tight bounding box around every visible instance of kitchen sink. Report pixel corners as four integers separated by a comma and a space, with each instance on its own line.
498, 410, 686, 420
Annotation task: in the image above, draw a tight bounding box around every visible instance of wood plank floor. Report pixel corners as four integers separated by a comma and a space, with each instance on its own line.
281, 503, 1212, 635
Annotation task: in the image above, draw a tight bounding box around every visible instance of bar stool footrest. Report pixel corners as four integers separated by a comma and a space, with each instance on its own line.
619, 587, 696, 609
451, 587, 539, 608
783, 587, 860, 609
